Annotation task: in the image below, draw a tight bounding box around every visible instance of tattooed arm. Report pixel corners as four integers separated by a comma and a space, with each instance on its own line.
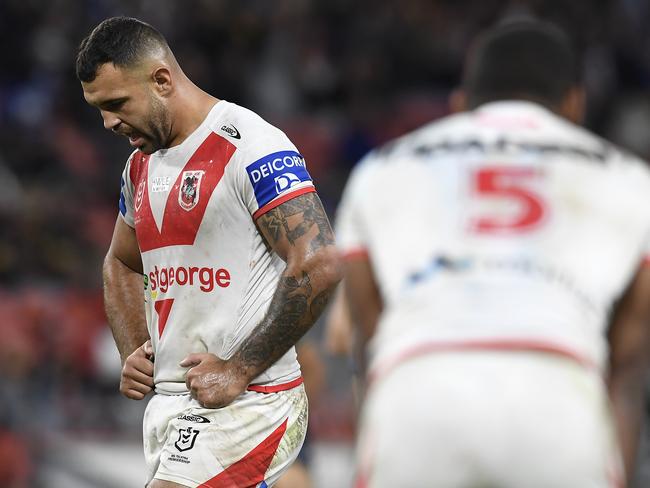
181, 192, 342, 408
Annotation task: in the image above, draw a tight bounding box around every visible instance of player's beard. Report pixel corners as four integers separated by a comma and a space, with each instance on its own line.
140, 95, 171, 154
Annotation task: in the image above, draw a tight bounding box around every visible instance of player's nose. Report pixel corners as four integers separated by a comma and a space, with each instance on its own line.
101, 110, 121, 132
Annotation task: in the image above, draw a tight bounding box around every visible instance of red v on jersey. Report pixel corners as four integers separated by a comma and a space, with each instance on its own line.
154, 298, 174, 338
131, 132, 237, 253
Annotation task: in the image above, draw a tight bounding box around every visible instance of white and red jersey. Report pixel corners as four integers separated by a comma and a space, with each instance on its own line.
336, 101, 650, 378
119, 100, 315, 395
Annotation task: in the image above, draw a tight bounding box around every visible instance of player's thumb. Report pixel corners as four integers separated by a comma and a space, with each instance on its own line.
142, 340, 153, 357
179, 353, 203, 368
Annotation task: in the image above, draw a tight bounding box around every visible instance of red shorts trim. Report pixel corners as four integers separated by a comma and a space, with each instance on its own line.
253, 187, 316, 220
247, 376, 304, 393
368, 339, 597, 386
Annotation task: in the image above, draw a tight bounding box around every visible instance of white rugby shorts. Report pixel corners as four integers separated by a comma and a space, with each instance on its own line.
143, 384, 308, 487
356, 351, 623, 488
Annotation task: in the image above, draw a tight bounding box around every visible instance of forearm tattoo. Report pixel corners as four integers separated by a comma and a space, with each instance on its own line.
234, 193, 338, 375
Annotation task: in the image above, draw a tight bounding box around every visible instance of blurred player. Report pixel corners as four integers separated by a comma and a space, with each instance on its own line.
76, 17, 341, 488
337, 21, 650, 487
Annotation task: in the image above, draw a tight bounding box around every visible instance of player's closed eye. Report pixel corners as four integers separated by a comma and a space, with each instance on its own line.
104, 99, 127, 111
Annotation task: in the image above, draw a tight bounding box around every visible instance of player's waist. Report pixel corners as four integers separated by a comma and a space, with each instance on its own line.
155, 375, 304, 396
367, 337, 600, 387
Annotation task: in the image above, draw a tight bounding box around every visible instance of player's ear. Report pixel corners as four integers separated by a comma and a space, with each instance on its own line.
152, 66, 173, 97
449, 88, 467, 114
559, 86, 585, 125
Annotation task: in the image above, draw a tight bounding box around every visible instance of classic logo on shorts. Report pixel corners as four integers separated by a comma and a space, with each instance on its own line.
177, 414, 210, 423
134, 179, 146, 212
175, 426, 200, 452
179, 170, 205, 211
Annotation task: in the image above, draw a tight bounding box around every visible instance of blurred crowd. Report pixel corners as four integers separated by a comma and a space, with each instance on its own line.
3, 0, 650, 485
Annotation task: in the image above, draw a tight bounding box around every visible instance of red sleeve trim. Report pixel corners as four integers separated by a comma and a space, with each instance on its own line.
342, 248, 369, 260
253, 187, 316, 220
642, 255, 650, 267
247, 376, 304, 393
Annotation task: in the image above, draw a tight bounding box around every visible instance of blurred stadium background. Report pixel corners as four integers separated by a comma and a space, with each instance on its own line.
2, 0, 650, 486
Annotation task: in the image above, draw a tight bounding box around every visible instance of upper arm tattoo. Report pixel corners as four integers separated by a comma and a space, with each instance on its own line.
232, 192, 340, 377
257, 192, 335, 254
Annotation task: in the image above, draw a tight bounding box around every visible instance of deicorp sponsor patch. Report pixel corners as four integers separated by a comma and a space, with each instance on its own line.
246, 151, 313, 207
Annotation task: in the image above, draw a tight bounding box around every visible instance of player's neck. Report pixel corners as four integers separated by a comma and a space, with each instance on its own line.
167, 86, 219, 148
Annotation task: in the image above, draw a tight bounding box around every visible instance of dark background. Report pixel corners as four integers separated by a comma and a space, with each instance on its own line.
2, 0, 650, 486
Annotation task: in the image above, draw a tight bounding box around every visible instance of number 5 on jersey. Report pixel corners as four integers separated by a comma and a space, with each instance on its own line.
468, 166, 547, 234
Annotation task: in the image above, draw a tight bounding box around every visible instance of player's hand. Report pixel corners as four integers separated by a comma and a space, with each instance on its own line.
180, 353, 249, 408
120, 340, 154, 400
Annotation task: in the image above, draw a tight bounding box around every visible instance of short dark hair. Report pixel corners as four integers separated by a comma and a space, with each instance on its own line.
462, 21, 579, 109
76, 16, 168, 82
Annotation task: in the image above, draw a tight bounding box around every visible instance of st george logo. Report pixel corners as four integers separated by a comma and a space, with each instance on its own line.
179, 170, 205, 211
175, 426, 200, 452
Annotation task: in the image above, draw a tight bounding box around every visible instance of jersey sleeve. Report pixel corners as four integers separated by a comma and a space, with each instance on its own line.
335, 158, 373, 260
118, 152, 137, 228
236, 131, 316, 220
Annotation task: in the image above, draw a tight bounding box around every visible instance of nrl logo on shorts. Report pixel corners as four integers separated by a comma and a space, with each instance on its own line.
175, 426, 200, 452
179, 170, 205, 211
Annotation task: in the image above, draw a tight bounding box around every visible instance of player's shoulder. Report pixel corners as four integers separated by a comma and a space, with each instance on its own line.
604, 141, 650, 188
565, 118, 650, 179
357, 111, 466, 170
207, 102, 314, 202
532, 108, 650, 194
340, 114, 461, 203
340, 117, 458, 209
207, 101, 295, 159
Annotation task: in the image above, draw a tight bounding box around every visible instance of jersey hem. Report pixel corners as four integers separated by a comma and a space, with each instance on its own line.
368, 339, 597, 386
253, 187, 315, 220
155, 372, 303, 395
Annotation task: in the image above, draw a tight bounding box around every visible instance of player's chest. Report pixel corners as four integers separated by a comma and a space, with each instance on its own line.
132, 135, 237, 253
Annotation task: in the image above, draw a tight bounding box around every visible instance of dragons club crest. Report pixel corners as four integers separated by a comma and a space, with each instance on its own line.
178, 170, 205, 211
